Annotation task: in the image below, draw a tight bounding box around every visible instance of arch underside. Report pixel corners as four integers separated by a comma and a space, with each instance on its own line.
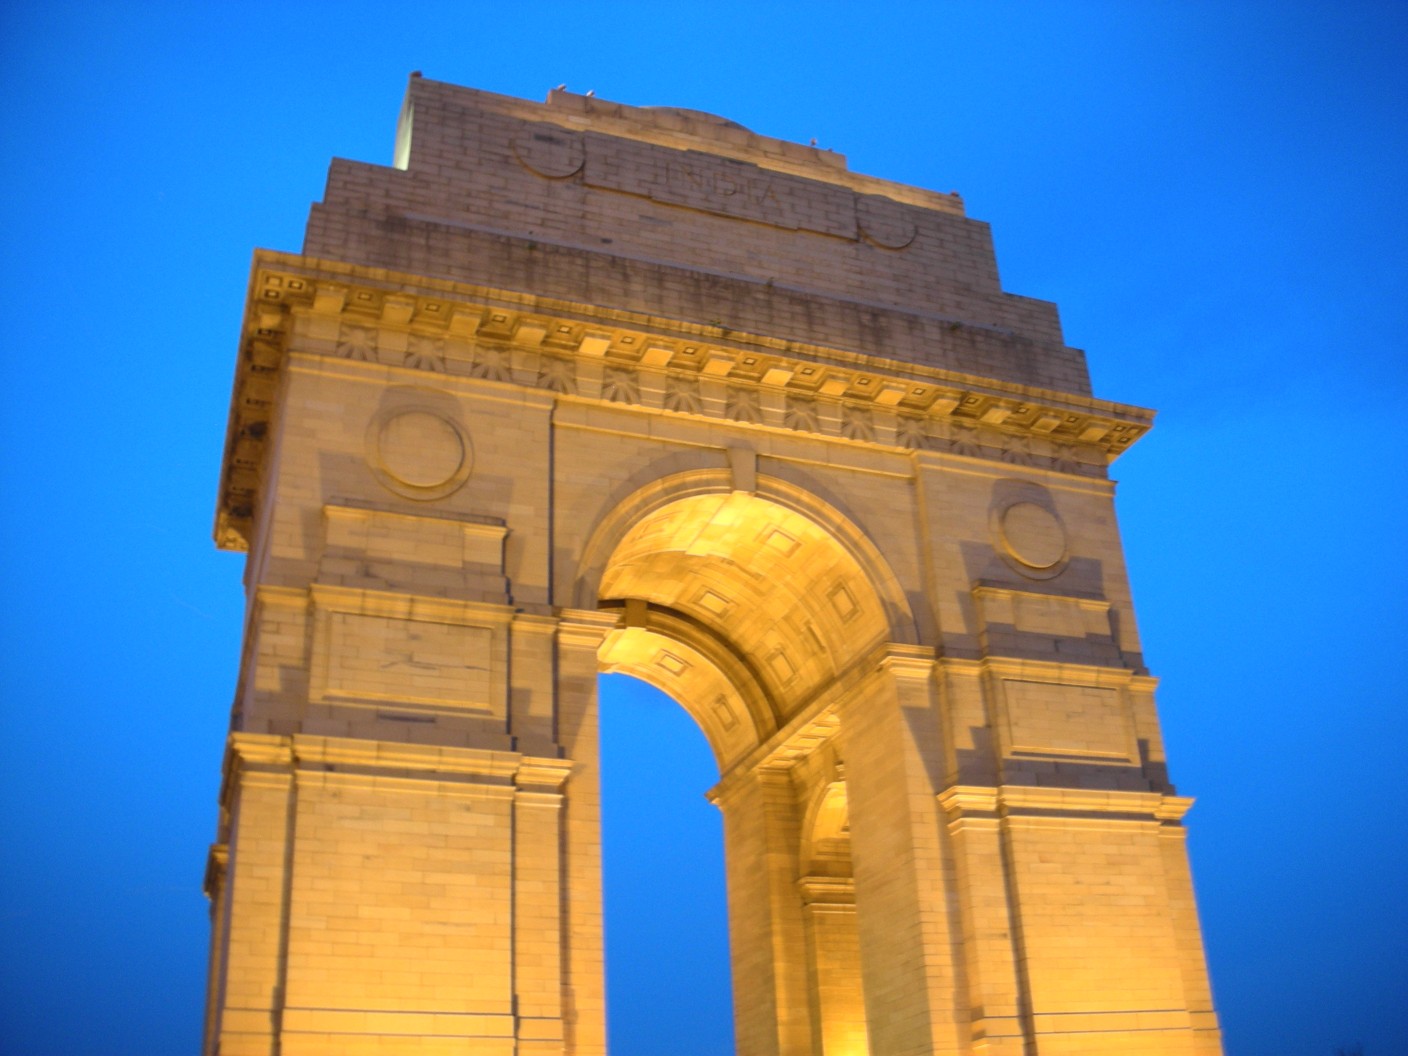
594, 488, 884, 1055
594, 489, 895, 771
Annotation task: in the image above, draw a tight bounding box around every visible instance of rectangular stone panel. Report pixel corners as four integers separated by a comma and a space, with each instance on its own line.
1000, 679, 1134, 761
319, 611, 493, 710
324, 504, 506, 570
1009, 593, 1108, 637
1005, 817, 1189, 1019
283, 777, 514, 1016
582, 133, 858, 238
974, 586, 1123, 665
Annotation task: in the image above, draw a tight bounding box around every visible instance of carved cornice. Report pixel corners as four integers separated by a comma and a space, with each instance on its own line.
222, 731, 572, 793
797, 875, 857, 906
938, 784, 1194, 824
515, 759, 575, 798
217, 252, 1153, 550
202, 843, 228, 901
876, 642, 940, 680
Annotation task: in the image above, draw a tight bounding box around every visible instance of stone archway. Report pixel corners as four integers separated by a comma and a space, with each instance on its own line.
594, 490, 897, 749
203, 77, 1223, 1056
591, 487, 901, 1056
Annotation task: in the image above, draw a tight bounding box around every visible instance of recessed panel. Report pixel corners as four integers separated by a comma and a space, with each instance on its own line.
323, 612, 493, 710
1001, 679, 1133, 761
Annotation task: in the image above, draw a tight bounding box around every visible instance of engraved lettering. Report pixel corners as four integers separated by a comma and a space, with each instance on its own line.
670, 161, 707, 194
664, 160, 778, 217
585, 144, 854, 238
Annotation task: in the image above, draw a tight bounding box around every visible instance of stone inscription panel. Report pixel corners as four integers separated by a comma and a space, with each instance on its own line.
1000, 679, 1134, 761
321, 612, 493, 710
583, 133, 859, 239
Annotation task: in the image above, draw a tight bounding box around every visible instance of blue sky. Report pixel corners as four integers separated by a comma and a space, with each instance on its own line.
0, 3, 1404, 1054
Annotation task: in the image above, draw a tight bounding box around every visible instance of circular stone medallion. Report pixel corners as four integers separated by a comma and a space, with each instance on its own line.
998, 501, 1067, 572
512, 127, 585, 178
368, 407, 473, 500
856, 193, 918, 249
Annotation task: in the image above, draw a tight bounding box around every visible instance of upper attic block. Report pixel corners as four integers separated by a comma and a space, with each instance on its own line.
303, 76, 1090, 395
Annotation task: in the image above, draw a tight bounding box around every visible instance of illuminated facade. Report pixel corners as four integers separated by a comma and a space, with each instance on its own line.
206, 76, 1222, 1055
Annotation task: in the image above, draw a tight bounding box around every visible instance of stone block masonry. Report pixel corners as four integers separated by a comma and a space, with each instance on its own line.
205, 76, 1222, 1056
304, 78, 1089, 395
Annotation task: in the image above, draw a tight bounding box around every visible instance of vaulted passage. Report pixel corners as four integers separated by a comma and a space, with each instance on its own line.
591, 491, 897, 1056
596, 491, 892, 768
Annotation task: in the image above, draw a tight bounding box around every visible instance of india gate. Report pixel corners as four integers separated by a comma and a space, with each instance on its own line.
205, 76, 1222, 1056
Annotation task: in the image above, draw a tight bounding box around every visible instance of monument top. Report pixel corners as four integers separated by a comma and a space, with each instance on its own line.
301, 75, 1093, 395
408, 77, 961, 206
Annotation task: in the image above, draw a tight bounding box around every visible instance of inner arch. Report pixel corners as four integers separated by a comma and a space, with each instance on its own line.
597, 607, 773, 772
598, 673, 733, 1056
591, 488, 895, 1056
595, 491, 892, 752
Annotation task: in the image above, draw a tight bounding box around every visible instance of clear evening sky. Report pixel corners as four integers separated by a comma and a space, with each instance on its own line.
1, 3, 1403, 1054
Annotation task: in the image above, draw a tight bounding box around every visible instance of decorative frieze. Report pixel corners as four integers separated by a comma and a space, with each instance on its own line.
217, 256, 1153, 550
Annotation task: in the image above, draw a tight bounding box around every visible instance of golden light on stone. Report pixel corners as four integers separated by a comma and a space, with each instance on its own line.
204, 77, 1222, 1056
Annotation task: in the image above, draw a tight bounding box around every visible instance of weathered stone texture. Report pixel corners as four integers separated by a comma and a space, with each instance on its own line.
303, 78, 1089, 395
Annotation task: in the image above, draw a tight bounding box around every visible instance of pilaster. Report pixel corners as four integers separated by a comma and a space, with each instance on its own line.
937, 787, 1027, 1056
1157, 822, 1224, 1056
553, 609, 619, 1056
213, 734, 295, 1056
839, 646, 966, 1056
798, 877, 869, 1056
712, 765, 816, 1056
514, 759, 575, 1054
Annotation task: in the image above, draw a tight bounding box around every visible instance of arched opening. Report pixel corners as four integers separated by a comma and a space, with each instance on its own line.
798, 771, 869, 1056
590, 486, 904, 1056
599, 673, 733, 1056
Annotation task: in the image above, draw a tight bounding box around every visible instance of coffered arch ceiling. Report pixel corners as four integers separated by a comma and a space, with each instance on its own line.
596, 492, 891, 767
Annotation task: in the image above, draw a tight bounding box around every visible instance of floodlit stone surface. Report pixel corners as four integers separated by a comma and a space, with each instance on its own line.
206, 76, 1222, 1056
